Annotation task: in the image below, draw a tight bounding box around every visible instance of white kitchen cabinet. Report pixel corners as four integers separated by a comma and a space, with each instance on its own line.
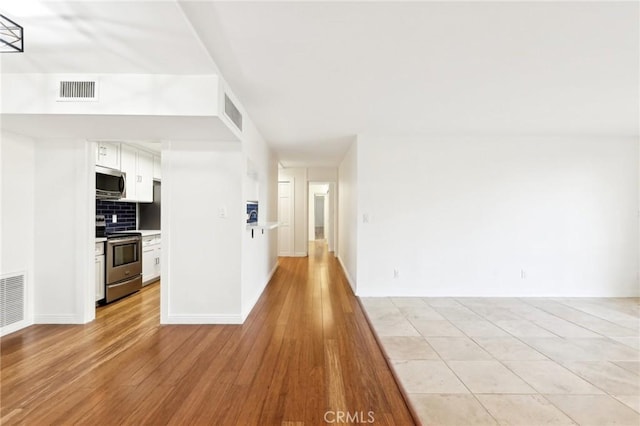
121, 144, 137, 201
137, 150, 153, 202
142, 234, 161, 285
120, 145, 153, 203
95, 242, 105, 302
95, 142, 120, 170
155, 247, 161, 278
142, 246, 156, 284
153, 155, 162, 181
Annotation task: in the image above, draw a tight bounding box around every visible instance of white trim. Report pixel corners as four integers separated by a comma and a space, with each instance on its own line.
164, 314, 243, 324
241, 262, 279, 321
80, 140, 96, 324
293, 252, 308, 257
337, 255, 356, 292
160, 141, 170, 325
34, 314, 83, 324
1, 319, 33, 337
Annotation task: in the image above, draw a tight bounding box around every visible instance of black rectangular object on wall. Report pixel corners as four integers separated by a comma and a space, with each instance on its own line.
139, 181, 161, 230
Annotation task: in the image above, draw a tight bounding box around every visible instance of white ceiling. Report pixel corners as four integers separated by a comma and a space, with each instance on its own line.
1, 114, 238, 142
182, 1, 639, 166
0, 0, 215, 74
1, 1, 638, 167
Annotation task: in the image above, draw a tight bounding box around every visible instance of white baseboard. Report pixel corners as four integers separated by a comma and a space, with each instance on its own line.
34, 314, 83, 324
241, 262, 279, 321
1, 319, 33, 336
163, 314, 243, 324
336, 255, 356, 292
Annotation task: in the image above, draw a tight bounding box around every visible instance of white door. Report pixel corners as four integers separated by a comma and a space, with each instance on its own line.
136, 150, 154, 202
278, 181, 293, 256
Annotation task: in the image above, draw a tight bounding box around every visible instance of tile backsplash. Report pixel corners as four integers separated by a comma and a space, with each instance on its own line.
96, 200, 136, 233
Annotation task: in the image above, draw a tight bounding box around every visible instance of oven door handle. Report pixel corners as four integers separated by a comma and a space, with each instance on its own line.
108, 237, 140, 245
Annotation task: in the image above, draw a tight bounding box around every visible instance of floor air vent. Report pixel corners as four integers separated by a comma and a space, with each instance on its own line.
1, 273, 25, 328
224, 94, 243, 131
57, 80, 98, 101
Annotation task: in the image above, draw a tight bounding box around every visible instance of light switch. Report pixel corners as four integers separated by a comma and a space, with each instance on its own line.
363, 213, 369, 223
218, 207, 227, 218
112, 214, 117, 223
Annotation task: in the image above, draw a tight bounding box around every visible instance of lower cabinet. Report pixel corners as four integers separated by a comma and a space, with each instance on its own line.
142, 234, 161, 285
95, 242, 105, 302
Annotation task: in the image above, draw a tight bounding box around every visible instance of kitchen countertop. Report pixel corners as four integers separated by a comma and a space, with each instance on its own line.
111, 230, 161, 237
96, 232, 159, 243
137, 230, 161, 237
246, 222, 279, 230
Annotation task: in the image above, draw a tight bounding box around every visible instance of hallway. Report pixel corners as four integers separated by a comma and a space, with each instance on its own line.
1, 242, 414, 425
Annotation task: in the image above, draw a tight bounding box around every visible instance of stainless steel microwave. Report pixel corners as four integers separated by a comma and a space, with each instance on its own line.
96, 166, 126, 200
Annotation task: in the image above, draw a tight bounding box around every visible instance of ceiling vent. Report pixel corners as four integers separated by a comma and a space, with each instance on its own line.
224, 94, 243, 131
57, 80, 98, 101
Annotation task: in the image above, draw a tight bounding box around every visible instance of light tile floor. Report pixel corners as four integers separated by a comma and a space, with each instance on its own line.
361, 297, 640, 426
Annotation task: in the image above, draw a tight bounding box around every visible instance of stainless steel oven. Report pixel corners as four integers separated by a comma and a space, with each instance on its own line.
105, 233, 142, 303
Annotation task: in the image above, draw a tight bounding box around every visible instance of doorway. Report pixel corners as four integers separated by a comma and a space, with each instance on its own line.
314, 194, 325, 240
308, 182, 335, 252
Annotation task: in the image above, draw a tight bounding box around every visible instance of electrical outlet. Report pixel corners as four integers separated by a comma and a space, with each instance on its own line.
112, 214, 117, 223
363, 213, 369, 223
393, 268, 400, 279
218, 207, 227, 218
520, 269, 526, 279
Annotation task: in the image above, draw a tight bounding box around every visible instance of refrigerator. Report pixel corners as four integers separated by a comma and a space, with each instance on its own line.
139, 180, 161, 230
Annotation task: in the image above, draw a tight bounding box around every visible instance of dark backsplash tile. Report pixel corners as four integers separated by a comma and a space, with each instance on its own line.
96, 200, 136, 233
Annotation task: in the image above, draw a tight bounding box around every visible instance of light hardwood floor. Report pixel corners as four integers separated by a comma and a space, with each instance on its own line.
362, 296, 640, 425
1, 242, 415, 425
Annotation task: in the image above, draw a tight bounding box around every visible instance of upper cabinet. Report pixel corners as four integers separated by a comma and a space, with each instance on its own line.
137, 150, 154, 202
153, 155, 161, 181
95, 142, 120, 170
120, 145, 153, 203
94, 142, 156, 202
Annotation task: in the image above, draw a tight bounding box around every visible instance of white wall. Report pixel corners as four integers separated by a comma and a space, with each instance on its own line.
357, 135, 639, 297
1, 132, 95, 330
0, 131, 35, 334
162, 140, 243, 323
308, 167, 338, 182
33, 139, 95, 322
329, 182, 337, 252
1, 74, 219, 117
240, 118, 279, 320
338, 141, 358, 291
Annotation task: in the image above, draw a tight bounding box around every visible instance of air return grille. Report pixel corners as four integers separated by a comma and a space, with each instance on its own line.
57, 80, 98, 101
224, 94, 243, 131
1, 273, 25, 328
